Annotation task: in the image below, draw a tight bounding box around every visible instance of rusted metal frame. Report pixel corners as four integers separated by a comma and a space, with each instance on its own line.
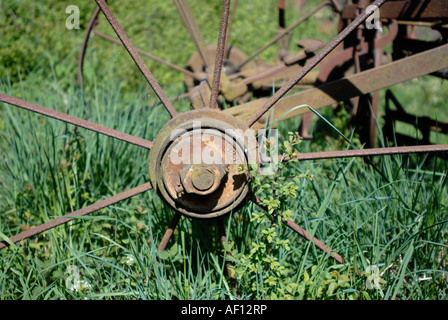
341, 0, 448, 21
224, 0, 238, 56
0, 182, 153, 250
236, 1, 333, 70
92, 29, 201, 81
383, 90, 448, 145
158, 212, 182, 252
246, 0, 387, 128
209, 0, 231, 110
277, 0, 289, 60
231, 40, 448, 131
316, 20, 398, 83
253, 196, 346, 264
283, 218, 346, 264
282, 144, 448, 162
77, 7, 101, 86
0, 93, 153, 150
242, 63, 319, 89
242, 63, 290, 86
173, 0, 214, 69
369, 28, 384, 148
95, 0, 177, 118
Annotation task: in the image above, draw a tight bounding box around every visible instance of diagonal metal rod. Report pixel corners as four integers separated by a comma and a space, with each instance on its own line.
0, 182, 153, 250
283, 217, 346, 264
236, 1, 331, 70
246, 0, 386, 128
157, 212, 182, 252
93, 29, 201, 81
282, 144, 448, 162
174, 0, 213, 69
224, 0, 238, 55
0, 93, 153, 150
253, 196, 345, 264
209, 0, 231, 109
95, 0, 177, 118
77, 6, 101, 86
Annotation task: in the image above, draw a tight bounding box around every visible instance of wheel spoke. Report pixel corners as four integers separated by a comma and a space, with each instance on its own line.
157, 212, 182, 252
253, 196, 345, 264
282, 144, 448, 162
93, 29, 201, 81
283, 218, 346, 264
0, 93, 153, 150
0, 182, 152, 250
174, 0, 213, 68
95, 0, 177, 118
209, 0, 231, 109
236, 1, 331, 70
77, 7, 101, 86
246, 0, 386, 128
224, 0, 238, 55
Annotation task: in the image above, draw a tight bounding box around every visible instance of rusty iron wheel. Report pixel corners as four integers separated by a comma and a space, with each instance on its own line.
1, 0, 448, 277
148, 108, 257, 219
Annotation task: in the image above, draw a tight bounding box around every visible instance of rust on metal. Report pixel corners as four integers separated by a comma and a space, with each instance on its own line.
77, 6, 101, 86
158, 212, 182, 252
226, 42, 448, 128
237, 1, 332, 70
174, 0, 214, 68
209, 0, 231, 109
253, 196, 346, 264
180, 164, 227, 196
95, 0, 177, 118
0, 93, 153, 150
148, 109, 257, 219
282, 144, 448, 162
93, 29, 201, 81
246, 0, 387, 128
0, 183, 153, 250
341, 0, 448, 21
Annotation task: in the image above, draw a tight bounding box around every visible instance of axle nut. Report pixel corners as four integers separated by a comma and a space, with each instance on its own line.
180, 164, 226, 196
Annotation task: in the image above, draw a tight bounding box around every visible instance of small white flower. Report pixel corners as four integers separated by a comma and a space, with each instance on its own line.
365, 265, 382, 290
125, 255, 135, 266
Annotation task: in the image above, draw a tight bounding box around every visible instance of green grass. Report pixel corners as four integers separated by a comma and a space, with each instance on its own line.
1, 0, 447, 300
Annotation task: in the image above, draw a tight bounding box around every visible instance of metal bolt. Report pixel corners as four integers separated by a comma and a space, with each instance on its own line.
191, 167, 215, 191
179, 164, 227, 196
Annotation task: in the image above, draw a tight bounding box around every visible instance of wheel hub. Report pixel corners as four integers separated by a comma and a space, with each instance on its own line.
149, 109, 258, 219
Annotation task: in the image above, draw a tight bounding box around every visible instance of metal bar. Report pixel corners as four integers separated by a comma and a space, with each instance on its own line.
226, 42, 448, 128
0, 182, 153, 250
209, 0, 231, 109
253, 196, 346, 264
0, 93, 153, 150
157, 212, 182, 252
77, 7, 101, 86
283, 218, 346, 264
283, 144, 448, 162
173, 0, 213, 68
341, 0, 448, 21
224, 0, 238, 55
95, 0, 177, 118
93, 29, 201, 81
236, 1, 331, 70
246, 0, 387, 128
